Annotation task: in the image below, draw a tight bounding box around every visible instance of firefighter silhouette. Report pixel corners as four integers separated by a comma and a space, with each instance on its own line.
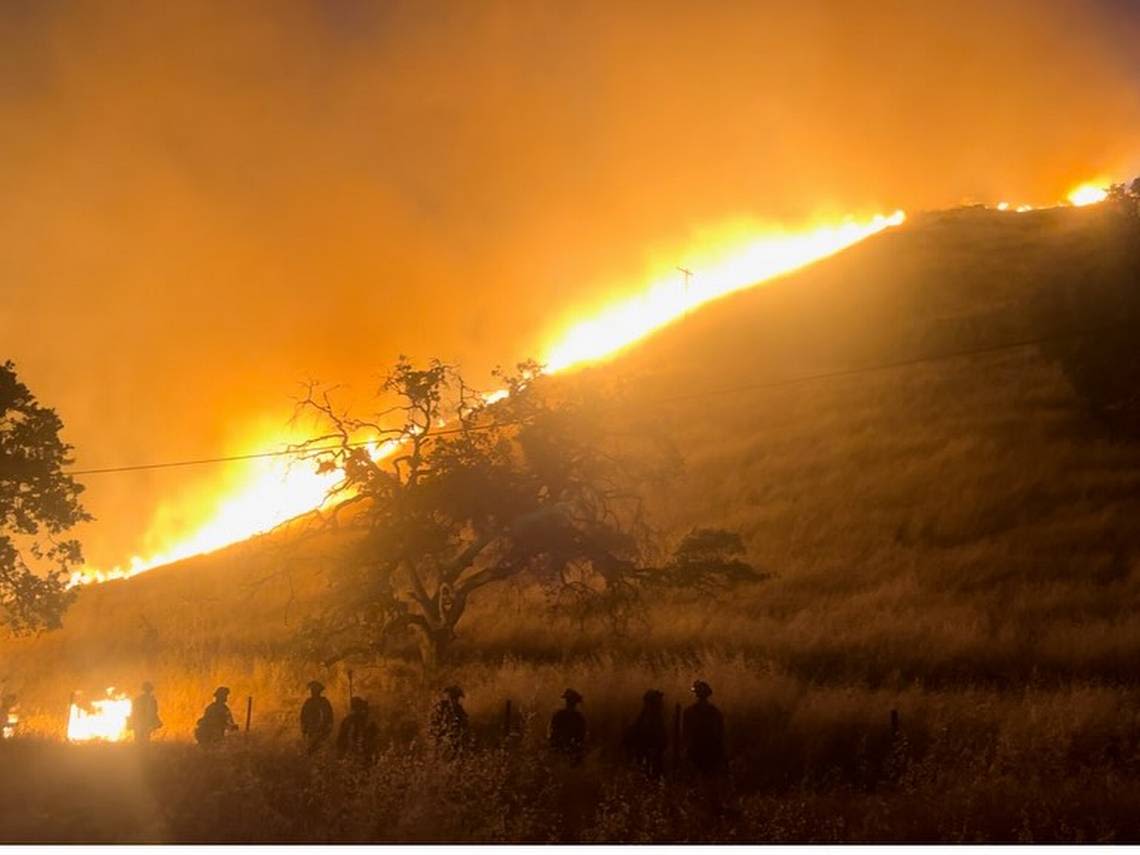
548, 688, 586, 764
195, 686, 239, 745
682, 680, 724, 776
129, 681, 163, 743
300, 680, 334, 753
429, 685, 469, 758
623, 688, 667, 776
337, 696, 379, 764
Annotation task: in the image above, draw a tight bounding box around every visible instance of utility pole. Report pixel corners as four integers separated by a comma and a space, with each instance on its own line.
677, 267, 694, 311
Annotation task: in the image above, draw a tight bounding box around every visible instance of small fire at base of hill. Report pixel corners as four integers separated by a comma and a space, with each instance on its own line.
67, 689, 133, 742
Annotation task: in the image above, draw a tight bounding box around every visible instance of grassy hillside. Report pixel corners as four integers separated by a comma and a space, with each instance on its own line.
2, 204, 1139, 841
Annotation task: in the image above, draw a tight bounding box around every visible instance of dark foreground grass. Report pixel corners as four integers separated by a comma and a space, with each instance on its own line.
3, 721, 1140, 843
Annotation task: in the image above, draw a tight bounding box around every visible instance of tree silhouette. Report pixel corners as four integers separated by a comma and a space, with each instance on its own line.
0, 361, 89, 633
1035, 189, 1140, 431
294, 358, 761, 668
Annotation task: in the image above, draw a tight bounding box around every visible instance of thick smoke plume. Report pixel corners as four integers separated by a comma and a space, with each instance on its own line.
2, 0, 1137, 566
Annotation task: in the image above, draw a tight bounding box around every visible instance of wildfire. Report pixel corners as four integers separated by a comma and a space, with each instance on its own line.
67, 688, 133, 742
543, 211, 905, 372
1067, 182, 1109, 207
2, 708, 17, 740
71, 447, 346, 586
70, 435, 400, 586
73, 210, 906, 586
989, 177, 1117, 213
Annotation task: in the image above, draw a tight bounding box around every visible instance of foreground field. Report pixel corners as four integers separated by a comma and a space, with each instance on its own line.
2, 204, 1139, 841
4, 669, 1140, 844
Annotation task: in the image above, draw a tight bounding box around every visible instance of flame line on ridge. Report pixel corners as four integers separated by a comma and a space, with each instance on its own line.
67, 185, 1121, 583
73, 208, 909, 583
70, 317, 1132, 587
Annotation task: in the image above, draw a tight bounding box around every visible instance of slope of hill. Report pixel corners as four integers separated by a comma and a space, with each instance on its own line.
4, 204, 1139, 775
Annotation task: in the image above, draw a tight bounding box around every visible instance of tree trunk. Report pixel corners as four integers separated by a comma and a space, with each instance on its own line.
415, 624, 454, 673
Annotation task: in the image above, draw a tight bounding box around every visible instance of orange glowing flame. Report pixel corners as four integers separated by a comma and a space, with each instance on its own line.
1067, 183, 1109, 207
67, 688, 133, 742
74, 210, 906, 585
70, 434, 400, 586
542, 211, 905, 372
71, 446, 345, 586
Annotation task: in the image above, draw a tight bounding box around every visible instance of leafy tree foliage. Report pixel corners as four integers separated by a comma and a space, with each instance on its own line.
295, 358, 761, 668
1107, 179, 1140, 219
0, 361, 88, 633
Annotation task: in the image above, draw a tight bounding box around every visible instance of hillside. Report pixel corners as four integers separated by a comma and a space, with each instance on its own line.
4, 203, 1140, 749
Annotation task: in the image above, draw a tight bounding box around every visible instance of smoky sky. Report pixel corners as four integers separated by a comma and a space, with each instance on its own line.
2, 0, 1139, 568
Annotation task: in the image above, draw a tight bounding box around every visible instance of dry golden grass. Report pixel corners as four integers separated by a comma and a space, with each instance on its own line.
3, 205, 1140, 840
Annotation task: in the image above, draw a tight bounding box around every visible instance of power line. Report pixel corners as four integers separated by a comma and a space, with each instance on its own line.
641, 324, 1094, 404
67, 444, 367, 476
64, 321, 1122, 477
67, 421, 501, 476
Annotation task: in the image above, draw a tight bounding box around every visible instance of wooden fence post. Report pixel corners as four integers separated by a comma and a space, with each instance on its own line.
245, 696, 253, 736
673, 702, 682, 774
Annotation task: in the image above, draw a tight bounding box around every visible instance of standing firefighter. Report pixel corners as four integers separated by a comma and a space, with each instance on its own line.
623, 688, 668, 777
300, 680, 334, 753
129, 681, 163, 743
548, 688, 587, 764
429, 685, 469, 759
195, 686, 239, 746
682, 680, 725, 777
337, 696, 379, 765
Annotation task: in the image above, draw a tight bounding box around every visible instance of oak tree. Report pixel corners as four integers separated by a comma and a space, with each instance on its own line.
295, 358, 760, 668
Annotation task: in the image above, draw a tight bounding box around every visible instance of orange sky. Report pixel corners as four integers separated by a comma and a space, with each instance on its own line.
2, 0, 1139, 569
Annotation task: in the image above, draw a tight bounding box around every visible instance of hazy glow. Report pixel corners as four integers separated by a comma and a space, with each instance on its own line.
71, 449, 342, 585
1068, 183, 1109, 206
67, 689, 132, 742
10, 0, 1140, 586
70, 436, 400, 586
73, 211, 906, 586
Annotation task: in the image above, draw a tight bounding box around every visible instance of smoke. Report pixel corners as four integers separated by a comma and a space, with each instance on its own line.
2, 0, 1138, 567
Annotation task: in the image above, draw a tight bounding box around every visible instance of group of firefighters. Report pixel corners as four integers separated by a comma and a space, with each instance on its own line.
121, 678, 727, 776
